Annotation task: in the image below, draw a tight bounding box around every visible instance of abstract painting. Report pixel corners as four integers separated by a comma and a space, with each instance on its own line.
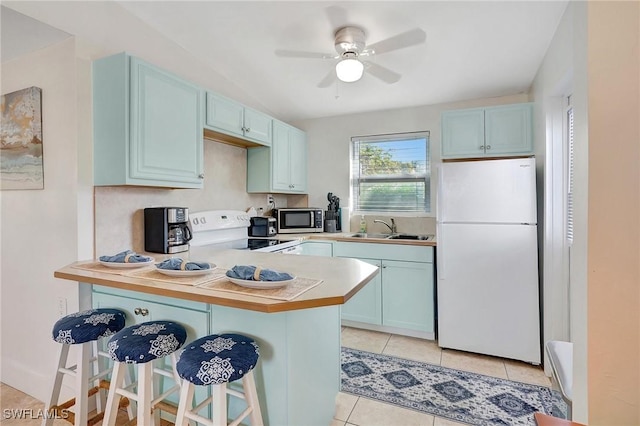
1, 86, 44, 190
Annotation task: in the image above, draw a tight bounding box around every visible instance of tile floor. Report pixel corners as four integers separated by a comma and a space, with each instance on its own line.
0, 326, 550, 426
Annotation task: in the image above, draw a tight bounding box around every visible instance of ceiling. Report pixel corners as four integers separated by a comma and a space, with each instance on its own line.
2, 1, 568, 122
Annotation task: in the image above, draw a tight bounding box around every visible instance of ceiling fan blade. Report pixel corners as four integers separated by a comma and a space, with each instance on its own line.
275, 49, 336, 59
364, 28, 426, 55
364, 61, 401, 84
317, 69, 336, 88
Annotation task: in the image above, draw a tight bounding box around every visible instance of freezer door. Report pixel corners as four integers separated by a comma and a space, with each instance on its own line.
436, 223, 541, 363
438, 157, 537, 223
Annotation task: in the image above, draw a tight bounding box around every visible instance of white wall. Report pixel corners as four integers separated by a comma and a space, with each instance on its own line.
530, 1, 589, 420
530, 0, 574, 368
0, 38, 94, 400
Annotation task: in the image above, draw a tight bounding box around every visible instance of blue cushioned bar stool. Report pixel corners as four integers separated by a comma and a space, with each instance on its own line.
103, 320, 187, 426
43, 308, 128, 426
175, 333, 264, 426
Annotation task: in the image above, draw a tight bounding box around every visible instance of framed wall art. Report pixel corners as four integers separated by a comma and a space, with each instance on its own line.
1, 86, 44, 190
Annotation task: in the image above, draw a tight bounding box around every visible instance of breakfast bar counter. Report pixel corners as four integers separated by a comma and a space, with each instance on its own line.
54, 247, 379, 426
55, 246, 378, 313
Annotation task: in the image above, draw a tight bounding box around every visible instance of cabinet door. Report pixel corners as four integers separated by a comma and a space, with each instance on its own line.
288, 127, 307, 193
341, 258, 382, 325
441, 108, 485, 158
205, 92, 244, 137
300, 241, 333, 257
381, 260, 434, 333
272, 120, 292, 191
243, 107, 272, 146
484, 104, 533, 155
129, 58, 204, 185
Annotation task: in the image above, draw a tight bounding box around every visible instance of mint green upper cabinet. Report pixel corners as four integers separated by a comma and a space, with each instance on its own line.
93, 53, 204, 188
484, 104, 533, 154
441, 108, 485, 158
247, 120, 308, 194
441, 103, 533, 159
205, 92, 272, 146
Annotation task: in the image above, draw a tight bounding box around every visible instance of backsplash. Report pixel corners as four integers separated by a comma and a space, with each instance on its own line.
347, 215, 436, 235
94, 141, 289, 256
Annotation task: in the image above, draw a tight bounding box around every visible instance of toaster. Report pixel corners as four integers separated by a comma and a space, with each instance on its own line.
249, 216, 277, 237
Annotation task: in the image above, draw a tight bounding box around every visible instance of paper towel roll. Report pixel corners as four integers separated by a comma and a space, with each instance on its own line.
341, 207, 351, 232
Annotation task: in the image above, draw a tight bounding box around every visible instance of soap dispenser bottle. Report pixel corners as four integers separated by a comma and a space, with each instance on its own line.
359, 215, 367, 233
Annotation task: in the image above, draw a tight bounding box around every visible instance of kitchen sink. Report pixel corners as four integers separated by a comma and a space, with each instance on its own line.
348, 233, 434, 241
348, 233, 390, 239
388, 234, 434, 241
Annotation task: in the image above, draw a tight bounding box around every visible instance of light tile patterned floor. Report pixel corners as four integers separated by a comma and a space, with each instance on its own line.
1, 327, 550, 426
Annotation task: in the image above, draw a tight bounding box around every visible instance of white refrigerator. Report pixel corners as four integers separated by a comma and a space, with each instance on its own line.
436, 157, 541, 364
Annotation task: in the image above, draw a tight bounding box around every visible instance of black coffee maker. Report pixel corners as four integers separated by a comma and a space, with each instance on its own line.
144, 207, 192, 254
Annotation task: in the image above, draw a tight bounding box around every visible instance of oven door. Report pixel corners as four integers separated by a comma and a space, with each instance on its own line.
278, 210, 315, 233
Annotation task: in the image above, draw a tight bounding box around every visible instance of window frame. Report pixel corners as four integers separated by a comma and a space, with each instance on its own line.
350, 131, 432, 217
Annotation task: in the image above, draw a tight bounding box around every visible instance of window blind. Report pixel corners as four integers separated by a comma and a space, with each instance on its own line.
351, 132, 430, 213
566, 99, 574, 244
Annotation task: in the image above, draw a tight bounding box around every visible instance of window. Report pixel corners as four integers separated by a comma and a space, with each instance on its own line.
351, 132, 430, 213
566, 96, 574, 245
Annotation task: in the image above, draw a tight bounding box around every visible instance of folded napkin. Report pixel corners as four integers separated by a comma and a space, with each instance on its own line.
226, 265, 294, 282
156, 258, 210, 271
99, 250, 152, 263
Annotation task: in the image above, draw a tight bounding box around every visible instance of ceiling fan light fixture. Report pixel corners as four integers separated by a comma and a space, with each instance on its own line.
335, 57, 364, 83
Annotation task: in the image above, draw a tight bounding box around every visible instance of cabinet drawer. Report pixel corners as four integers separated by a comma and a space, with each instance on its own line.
92, 292, 209, 340
93, 285, 209, 312
334, 242, 433, 263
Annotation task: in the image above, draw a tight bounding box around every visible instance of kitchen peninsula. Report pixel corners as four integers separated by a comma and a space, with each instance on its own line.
54, 246, 379, 426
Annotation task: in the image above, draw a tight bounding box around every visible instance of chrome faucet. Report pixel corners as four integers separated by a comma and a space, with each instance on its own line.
373, 218, 397, 234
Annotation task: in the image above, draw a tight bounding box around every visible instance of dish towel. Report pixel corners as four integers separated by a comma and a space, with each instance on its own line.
99, 250, 152, 263
226, 265, 294, 281
156, 258, 210, 271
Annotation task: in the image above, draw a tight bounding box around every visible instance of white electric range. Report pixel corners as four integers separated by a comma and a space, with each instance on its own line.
189, 210, 302, 254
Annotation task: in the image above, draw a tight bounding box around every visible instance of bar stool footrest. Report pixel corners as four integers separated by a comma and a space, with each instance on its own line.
49, 380, 130, 425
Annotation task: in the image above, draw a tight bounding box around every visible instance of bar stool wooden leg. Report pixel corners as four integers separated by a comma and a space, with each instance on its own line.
175, 379, 195, 426
43, 344, 70, 426
212, 383, 228, 426
137, 362, 155, 426
102, 361, 126, 426
92, 340, 106, 414
74, 342, 91, 426
243, 371, 263, 426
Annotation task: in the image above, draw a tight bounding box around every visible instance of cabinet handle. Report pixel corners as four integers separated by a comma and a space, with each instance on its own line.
479, 145, 484, 150
486, 145, 491, 150
134, 307, 149, 316
245, 127, 251, 133
198, 173, 205, 179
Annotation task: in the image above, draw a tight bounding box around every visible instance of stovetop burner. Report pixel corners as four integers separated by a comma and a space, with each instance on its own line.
247, 238, 290, 250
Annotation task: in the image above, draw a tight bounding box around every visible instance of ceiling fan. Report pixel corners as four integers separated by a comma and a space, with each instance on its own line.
275, 26, 426, 88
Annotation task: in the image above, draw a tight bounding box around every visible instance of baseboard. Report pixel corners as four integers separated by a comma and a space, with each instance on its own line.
342, 320, 435, 340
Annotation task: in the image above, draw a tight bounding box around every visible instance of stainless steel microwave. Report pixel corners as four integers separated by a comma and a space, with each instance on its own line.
274, 208, 324, 234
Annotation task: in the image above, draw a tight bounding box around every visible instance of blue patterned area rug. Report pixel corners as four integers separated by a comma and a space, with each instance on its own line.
341, 347, 564, 426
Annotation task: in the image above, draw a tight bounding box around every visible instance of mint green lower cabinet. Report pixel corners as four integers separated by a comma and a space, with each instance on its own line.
335, 242, 435, 339
341, 258, 383, 324
382, 260, 434, 333
300, 241, 333, 257
92, 287, 210, 417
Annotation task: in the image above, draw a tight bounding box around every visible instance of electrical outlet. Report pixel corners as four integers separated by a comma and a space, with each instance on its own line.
57, 297, 67, 318
267, 194, 274, 205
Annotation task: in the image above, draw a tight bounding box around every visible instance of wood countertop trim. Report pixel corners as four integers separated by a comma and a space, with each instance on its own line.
55, 249, 379, 314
